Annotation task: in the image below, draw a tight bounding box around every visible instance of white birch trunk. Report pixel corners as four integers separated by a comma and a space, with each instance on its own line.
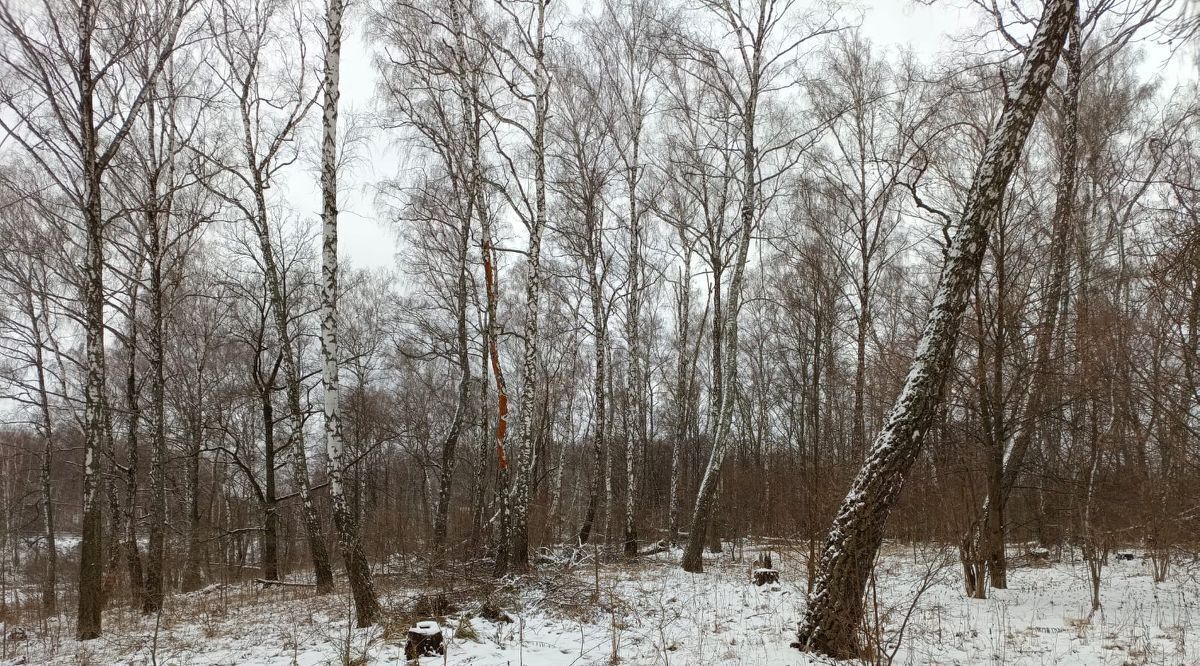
320, 0, 380, 626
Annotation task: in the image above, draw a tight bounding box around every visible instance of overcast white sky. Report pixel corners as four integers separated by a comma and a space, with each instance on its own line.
286, 0, 1195, 271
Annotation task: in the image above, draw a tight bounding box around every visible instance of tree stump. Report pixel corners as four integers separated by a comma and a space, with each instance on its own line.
405, 621, 444, 661
753, 568, 779, 586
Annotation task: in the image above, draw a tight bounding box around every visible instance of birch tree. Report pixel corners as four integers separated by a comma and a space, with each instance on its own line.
0, 0, 194, 638
668, 0, 839, 573
489, 0, 552, 573
204, 0, 334, 591
795, 0, 1075, 656
319, 0, 381, 626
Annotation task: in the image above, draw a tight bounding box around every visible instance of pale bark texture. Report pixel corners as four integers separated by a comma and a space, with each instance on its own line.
795, 0, 1075, 657
508, 0, 550, 573
319, 0, 381, 626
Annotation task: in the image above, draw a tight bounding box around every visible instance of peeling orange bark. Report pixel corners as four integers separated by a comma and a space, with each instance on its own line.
483, 238, 509, 470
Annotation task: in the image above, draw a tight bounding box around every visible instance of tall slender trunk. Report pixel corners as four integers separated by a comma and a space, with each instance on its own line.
144, 97, 172, 614
77, 0, 107, 637
433, 170, 472, 561
508, 0, 549, 572
319, 0, 380, 625
578, 201, 607, 547
667, 248, 692, 546
682, 87, 759, 573
471, 329, 491, 552
239, 94, 334, 590
481, 209, 511, 576
795, 2, 1073, 656
852, 287, 869, 461
26, 276, 57, 614
121, 281, 147, 610
180, 415, 203, 592
623, 150, 642, 558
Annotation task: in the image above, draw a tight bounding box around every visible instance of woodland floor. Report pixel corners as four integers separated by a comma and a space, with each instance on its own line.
1, 543, 1198, 665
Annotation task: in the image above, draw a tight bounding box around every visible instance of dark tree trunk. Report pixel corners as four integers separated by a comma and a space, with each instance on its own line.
262, 387, 280, 580
76, 0, 106, 640
180, 418, 203, 592
962, 18, 1081, 594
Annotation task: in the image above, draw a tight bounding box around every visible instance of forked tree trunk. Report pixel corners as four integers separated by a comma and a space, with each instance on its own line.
243, 124, 334, 595
667, 250, 692, 546
795, 1, 1074, 657
319, 0, 380, 626
481, 209, 512, 576
682, 98, 758, 573
432, 0, 479, 564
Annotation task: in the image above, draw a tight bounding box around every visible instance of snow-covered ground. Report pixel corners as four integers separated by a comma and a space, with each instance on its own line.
2, 544, 1198, 665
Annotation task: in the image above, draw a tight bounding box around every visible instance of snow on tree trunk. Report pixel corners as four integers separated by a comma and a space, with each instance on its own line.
320, 0, 380, 627
795, 0, 1074, 657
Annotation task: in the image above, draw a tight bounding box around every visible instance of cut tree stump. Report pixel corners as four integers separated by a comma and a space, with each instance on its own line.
753, 568, 779, 586
405, 620, 444, 661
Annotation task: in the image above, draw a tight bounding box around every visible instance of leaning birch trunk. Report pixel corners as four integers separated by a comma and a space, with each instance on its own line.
681, 94, 758, 574
432, 0, 478, 565
795, 0, 1074, 657
508, 0, 549, 573
964, 18, 1081, 594
319, 0, 380, 627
